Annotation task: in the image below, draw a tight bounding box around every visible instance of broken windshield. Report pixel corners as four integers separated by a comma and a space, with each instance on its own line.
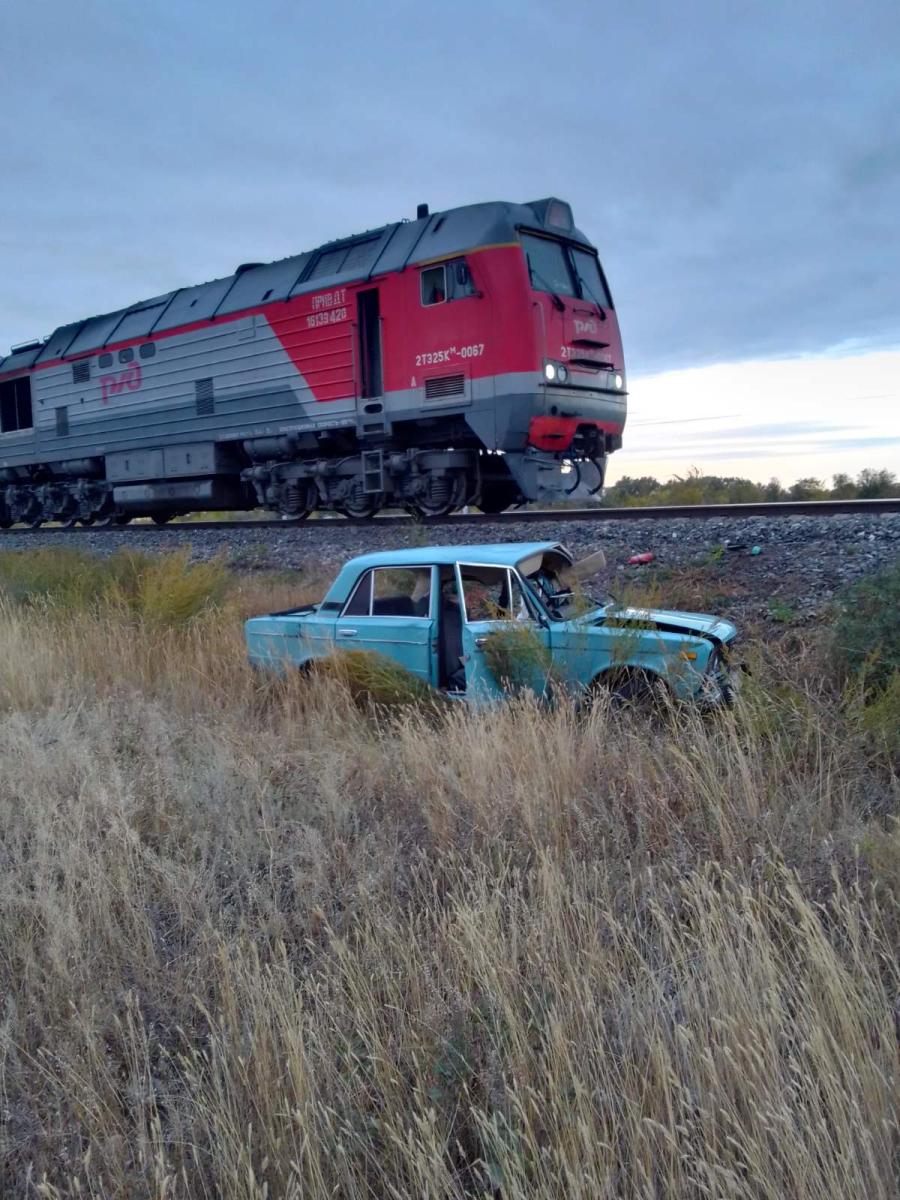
523, 563, 610, 620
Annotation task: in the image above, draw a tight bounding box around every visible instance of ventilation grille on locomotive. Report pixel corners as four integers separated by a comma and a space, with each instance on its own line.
424, 373, 465, 400
195, 378, 215, 416
72, 361, 90, 384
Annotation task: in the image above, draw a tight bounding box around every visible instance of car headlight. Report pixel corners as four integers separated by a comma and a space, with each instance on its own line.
544, 362, 557, 382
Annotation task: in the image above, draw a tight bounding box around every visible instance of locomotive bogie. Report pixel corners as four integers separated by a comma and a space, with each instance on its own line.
0, 198, 627, 526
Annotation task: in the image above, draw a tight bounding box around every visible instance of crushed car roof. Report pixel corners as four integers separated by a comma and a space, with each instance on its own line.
323, 543, 571, 605
340, 542, 568, 570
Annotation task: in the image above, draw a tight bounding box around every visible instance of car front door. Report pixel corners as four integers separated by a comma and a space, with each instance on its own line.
334, 565, 437, 683
455, 563, 551, 702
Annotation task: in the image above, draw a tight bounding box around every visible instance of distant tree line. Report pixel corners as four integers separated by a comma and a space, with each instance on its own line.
604, 467, 900, 507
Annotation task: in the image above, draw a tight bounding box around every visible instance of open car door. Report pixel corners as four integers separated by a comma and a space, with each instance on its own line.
455, 562, 551, 702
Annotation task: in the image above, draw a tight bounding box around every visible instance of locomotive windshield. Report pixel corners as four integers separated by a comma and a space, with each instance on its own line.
521, 233, 612, 309
571, 247, 612, 309
522, 234, 576, 297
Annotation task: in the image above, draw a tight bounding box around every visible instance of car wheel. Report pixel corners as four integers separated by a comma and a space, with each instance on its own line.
591, 668, 667, 711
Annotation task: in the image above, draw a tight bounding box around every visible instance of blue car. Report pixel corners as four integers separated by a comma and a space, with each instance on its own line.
245, 542, 740, 706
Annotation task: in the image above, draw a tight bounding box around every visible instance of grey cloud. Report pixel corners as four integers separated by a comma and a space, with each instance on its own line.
1, 0, 899, 372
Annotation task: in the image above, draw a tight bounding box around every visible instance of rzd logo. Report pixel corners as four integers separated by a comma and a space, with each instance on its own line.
100, 362, 142, 404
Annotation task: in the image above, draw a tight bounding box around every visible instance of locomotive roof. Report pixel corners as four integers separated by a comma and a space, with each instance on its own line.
2, 198, 592, 373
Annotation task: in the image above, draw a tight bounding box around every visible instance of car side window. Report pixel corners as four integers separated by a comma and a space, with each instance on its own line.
342, 567, 432, 617
343, 570, 373, 616
459, 566, 533, 623
372, 567, 432, 616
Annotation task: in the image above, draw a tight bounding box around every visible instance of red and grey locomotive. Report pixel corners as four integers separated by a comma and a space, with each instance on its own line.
0, 197, 626, 526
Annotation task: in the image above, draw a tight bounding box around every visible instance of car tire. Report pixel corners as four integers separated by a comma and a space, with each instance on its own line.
589, 668, 667, 712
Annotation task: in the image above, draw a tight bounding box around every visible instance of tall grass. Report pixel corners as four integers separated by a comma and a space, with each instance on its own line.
0, 547, 229, 624
0, 558, 897, 1197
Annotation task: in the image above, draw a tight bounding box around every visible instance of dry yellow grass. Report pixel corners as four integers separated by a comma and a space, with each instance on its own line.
0, 560, 897, 1198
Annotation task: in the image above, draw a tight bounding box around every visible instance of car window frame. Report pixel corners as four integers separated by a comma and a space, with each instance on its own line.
340, 565, 435, 619
454, 563, 541, 624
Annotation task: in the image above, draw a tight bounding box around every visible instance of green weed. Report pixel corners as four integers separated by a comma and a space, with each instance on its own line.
312, 648, 449, 712
0, 547, 227, 626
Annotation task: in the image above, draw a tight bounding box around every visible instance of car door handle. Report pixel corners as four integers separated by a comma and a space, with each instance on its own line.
337, 629, 358, 638
474, 637, 487, 649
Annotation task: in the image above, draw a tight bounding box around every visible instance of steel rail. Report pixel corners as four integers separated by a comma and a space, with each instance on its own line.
3, 497, 900, 536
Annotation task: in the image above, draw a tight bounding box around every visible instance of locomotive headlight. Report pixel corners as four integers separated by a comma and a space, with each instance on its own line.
544, 362, 558, 382
614, 373, 623, 389
557, 364, 568, 383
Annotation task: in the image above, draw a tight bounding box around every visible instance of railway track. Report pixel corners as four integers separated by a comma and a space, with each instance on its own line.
3, 497, 900, 535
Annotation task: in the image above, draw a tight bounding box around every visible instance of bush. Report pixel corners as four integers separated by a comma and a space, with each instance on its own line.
0, 547, 108, 608
312, 648, 449, 712
104, 549, 228, 625
481, 622, 552, 692
832, 561, 900, 694
859, 671, 900, 758
0, 547, 228, 626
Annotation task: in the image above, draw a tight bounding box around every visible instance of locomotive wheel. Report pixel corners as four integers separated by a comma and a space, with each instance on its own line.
278, 481, 316, 521
410, 472, 467, 519
338, 483, 384, 519
151, 513, 175, 525
59, 516, 79, 529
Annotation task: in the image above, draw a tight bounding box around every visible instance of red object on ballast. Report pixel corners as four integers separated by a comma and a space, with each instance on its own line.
627, 552, 655, 565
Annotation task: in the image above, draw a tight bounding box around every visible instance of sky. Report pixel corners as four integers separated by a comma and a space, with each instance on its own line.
1, 0, 898, 486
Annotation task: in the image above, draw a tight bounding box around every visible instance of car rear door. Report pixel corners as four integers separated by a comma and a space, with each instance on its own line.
334, 565, 437, 683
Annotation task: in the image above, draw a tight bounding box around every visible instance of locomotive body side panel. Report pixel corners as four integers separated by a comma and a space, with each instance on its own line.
23, 316, 315, 474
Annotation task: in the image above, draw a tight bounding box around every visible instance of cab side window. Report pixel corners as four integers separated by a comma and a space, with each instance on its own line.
421, 260, 476, 306
448, 258, 476, 300
421, 265, 446, 306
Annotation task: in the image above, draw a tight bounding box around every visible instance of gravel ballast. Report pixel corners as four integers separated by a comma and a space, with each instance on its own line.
2, 512, 898, 623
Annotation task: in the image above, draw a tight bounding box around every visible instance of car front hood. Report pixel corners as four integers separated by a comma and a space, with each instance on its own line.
597, 605, 738, 646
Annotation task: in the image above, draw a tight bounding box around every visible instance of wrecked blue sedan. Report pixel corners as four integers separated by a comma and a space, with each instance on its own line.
245, 542, 740, 706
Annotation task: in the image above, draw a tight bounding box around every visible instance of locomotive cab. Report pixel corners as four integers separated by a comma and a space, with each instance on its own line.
516, 204, 626, 498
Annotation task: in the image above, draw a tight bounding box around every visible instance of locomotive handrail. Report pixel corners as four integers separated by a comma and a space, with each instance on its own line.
365, 222, 402, 282
147, 289, 183, 338
398, 211, 435, 271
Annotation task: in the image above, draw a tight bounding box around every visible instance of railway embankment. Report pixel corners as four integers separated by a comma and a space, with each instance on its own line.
2, 510, 898, 625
